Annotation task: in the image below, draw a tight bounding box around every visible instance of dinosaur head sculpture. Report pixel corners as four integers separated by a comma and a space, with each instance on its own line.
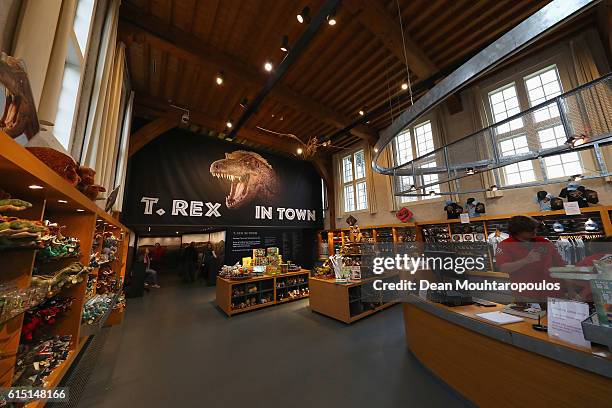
210, 150, 279, 209
0, 53, 39, 139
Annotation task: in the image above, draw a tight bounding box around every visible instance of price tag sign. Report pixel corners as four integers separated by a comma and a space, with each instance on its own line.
563, 201, 581, 215
460, 213, 470, 224
548, 298, 591, 348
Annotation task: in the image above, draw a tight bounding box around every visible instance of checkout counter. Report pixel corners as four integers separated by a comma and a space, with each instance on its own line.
404, 294, 612, 407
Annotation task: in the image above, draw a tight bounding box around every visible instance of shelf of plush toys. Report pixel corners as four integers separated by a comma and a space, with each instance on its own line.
0, 130, 129, 396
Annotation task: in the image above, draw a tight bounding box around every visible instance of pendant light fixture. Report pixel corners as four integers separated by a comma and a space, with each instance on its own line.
215, 71, 224, 85
297, 6, 311, 24
281, 35, 290, 52
327, 9, 336, 26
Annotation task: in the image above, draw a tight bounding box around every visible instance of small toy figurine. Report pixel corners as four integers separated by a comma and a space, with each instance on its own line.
444, 201, 463, 220
536, 191, 552, 211
465, 198, 485, 217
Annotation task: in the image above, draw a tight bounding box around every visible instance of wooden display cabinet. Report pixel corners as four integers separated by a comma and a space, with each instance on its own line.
0, 131, 129, 404
216, 270, 310, 316
309, 276, 398, 324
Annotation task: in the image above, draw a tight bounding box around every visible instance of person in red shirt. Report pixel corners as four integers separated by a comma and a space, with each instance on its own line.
569, 237, 612, 301
496, 216, 565, 301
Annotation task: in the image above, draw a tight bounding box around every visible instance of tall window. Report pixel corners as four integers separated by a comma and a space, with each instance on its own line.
53, 0, 96, 150
342, 150, 368, 212
488, 83, 534, 185
393, 120, 440, 202
486, 64, 580, 185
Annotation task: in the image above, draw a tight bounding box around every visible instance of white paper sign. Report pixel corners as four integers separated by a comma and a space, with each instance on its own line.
563, 201, 581, 215
460, 213, 470, 224
547, 298, 591, 348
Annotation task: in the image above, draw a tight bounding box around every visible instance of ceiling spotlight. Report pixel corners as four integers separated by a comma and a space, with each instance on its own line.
264, 61, 273, 72
76, 209, 85, 212
215, 71, 224, 85
572, 174, 583, 181
58, 199, 68, 203
297, 6, 310, 24
28, 185, 43, 190
466, 167, 475, 175
374, 148, 378, 153
281, 35, 290, 52
240, 98, 248, 109
358, 109, 365, 116
279, 116, 284, 121
566, 134, 587, 148
226, 120, 233, 128
429, 191, 436, 196
401, 83, 408, 90
297, 147, 303, 155
327, 11, 336, 26
148, 226, 151, 232
490, 185, 498, 192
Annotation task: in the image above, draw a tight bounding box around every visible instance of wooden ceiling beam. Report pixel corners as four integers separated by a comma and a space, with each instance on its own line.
128, 115, 180, 156
119, 3, 377, 145
133, 94, 303, 155
343, 0, 437, 79
342, 0, 463, 114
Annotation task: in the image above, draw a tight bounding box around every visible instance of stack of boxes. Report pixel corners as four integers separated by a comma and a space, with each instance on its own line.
251, 247, 283, 275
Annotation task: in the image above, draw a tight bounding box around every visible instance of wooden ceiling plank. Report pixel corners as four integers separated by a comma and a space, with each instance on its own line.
337, 57, 406, 109
192, 0, 220, 42
337, 63, 407, 114
343, 0, 437, 78
434, 1, 547, 64
324, 53, 397, 108
415, 0, 470, 42
424, 0, 516, 54
309, 33, 381, 102
286, 8, 360, 92
119, 4, 377, 144
171, 0, 197, 32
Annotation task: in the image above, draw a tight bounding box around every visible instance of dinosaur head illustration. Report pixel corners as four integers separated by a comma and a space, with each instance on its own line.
210, 150, 279, 209
0, 53, 39, 139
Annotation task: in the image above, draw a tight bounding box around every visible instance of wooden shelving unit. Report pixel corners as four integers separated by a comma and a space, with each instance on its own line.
0, 131, 129, 403
309, 276, 398, 324
216, 270, 310, 316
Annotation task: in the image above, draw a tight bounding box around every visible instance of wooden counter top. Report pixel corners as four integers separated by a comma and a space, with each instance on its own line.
407, 294, 611, 377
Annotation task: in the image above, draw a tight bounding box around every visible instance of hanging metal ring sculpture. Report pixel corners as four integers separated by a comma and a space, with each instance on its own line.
371, 0, 602, 197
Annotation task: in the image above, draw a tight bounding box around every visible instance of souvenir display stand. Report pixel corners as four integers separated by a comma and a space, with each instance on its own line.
308, 276, 398, 324
216, 270, 310, 316
0, 131, 129, 406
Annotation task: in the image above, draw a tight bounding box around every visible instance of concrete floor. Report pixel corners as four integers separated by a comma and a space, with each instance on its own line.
77, 275, 472, 408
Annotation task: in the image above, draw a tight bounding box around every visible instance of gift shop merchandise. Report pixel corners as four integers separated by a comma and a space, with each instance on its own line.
1, 1, 611, 408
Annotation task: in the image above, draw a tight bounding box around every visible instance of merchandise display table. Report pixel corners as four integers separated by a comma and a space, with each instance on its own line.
216, 270, 310, 316
404, 295, 612, 407
308, 276, 398, 324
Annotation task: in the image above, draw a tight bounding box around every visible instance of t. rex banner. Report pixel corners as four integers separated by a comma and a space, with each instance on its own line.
121, 128, 324, 229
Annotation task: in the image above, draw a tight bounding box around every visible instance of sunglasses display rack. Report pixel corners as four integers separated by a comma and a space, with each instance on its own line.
216, 269, 311, 316
395, 226, 417, 243
0, 131, 129, 403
